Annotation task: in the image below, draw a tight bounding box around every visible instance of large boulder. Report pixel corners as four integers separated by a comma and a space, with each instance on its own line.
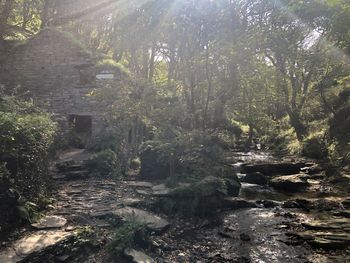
269, 174, 310, 192
112, 207, 170, 232
157, 175, 241, 216
241, 172, 268, 185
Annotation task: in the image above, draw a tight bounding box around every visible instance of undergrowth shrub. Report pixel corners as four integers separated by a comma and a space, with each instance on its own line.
302, 133, 328, 159
0, 96, 57, 233
108, 219, 148, 259
130, 157, 141, 170
90, 132, 130, 173
86, 149, 121, 177
139, 130, 226, 180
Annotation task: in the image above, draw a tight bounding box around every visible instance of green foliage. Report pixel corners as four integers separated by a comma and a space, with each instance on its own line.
302, 132, 329, 159
86, 149, 121, 177
0, 96, 57, 196
139, 130, 227, 180
130, 158, 141, 170
90, 132, 124, 152
0, 96, 57, 233
108, 219, 147, 258
328, 141, 350, 165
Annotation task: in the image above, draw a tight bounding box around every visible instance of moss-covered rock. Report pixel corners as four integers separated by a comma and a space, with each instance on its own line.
270, 174, 310, 192
302, 135, 328, 159
157, 175, 241, 217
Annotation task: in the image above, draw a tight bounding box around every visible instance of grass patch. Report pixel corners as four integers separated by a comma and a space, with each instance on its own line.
108, 219, 148, 259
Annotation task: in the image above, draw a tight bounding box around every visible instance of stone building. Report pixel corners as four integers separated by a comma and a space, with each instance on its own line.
0, 28, 123, 146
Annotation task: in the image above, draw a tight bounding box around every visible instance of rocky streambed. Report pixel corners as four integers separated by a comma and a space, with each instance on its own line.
0, 150, 349, 262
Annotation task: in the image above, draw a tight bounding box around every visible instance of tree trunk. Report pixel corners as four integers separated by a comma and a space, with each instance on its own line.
286, 107, 307, 141
0, 0, 13, 43
203, 43, 212, 130
148, 42, 156, 81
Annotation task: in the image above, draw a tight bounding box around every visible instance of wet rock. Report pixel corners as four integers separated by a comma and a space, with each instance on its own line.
332, 174, 350, 192
223, 176, 241, 196
52, 174, 67, 180
302, 218, 350, 231
32, 215, 67, 229
136, 189, 152, 196
112, 207, 170, 232
242, 162, 306, 175
311, 237, 350, 250
239, 182, 278, 200
256, 200, 281, 208
56, 160, 75, 171
57, 254, 70, 262
218, 230, 234, 239
269, 174, 310, 192
241, 172, 267, 185
330, 174, 350, 186
121, 198, 143, 207
156, 176, 241, 216
90, 210, 114, 218
292, 231, 350, 250
0, 230, 73, 263
240, 233, 251, 241
223, 197, 258, 209
152, 184, 173, 196
342, 199, 350, 209
283, 198, 343, 211
334, 210, 350, 218
283, 199, 311, 210
128, 181, 154, 188
300, 164, 323, 175
65, 170, 89, 180
125, 249, 155, 263
66, 189, 83, 195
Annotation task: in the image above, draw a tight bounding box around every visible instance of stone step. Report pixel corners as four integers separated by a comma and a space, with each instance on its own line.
111, 207, 170, 233
31, 215, 67, 229
302, 218, 350, 231
125, 249, 155, 263
0, 230, 74, 263
64, 170, 89, 180
127, 181, 154, 188
269, 174, 310, 192
291, 231, 350, 250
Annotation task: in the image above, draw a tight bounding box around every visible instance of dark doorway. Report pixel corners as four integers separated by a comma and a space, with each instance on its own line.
68, 115, 92, 148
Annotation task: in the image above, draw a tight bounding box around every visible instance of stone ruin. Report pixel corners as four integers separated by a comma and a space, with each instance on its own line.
0, 28, 124, 147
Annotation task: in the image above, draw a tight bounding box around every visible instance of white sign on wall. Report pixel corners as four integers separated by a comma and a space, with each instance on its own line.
96, 73, 114, 80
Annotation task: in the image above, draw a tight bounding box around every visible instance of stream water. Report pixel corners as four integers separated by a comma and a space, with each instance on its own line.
207, 151, 350, 263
